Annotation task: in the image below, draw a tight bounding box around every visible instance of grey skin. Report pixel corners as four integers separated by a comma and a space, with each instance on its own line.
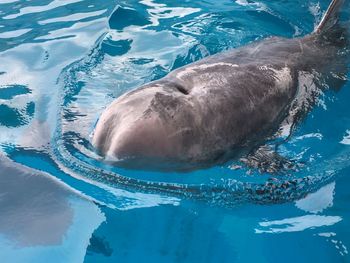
93, 0, 348, 171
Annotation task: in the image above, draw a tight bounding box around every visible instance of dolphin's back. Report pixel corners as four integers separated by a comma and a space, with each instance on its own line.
158, 38, 303, 160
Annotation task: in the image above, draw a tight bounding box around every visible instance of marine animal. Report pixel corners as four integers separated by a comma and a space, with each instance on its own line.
92, 0, 348, 171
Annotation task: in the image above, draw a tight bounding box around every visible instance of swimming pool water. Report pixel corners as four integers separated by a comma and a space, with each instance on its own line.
0, 0, 350, 262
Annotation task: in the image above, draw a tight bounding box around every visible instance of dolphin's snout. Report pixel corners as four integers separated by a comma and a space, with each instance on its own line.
107, 117, 175, 160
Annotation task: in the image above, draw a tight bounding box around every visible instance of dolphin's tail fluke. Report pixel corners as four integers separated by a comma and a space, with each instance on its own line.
315, 0, 346, 33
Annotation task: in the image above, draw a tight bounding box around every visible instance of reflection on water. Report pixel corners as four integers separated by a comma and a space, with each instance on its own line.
0, 155, 104, 261
0, 0, 350, 262
255, 214, 342, 234
295, 182, 335, 214
256, 182, 340, 234
0, 155, 73, 247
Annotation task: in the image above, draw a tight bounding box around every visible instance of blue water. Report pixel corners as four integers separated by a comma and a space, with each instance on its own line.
0, 0, 350, 262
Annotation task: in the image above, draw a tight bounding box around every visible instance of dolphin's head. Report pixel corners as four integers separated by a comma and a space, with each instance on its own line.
92, 80, 198, 169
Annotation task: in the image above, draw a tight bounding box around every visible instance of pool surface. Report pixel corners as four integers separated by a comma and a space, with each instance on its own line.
0, 0, 350, 262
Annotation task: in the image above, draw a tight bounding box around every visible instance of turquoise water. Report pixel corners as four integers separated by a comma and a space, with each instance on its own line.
0, 0, 350, 262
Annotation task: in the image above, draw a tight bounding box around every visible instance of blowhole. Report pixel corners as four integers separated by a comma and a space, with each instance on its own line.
174, 84, 189, 95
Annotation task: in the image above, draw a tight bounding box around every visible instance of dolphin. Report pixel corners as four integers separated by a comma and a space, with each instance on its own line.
92, 0, 348, 171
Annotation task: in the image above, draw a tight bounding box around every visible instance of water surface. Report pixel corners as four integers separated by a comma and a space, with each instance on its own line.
0, 0, 350, 262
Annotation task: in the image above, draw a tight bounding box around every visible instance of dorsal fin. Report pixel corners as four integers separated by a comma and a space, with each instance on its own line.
315, 0, 346, 33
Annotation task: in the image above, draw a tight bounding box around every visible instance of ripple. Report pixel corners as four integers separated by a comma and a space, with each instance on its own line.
0, 0, 349, 209
109, 7, 151, 30
0, 0, 19, 3
0, 103, 34, 127
0, 85, 30, 100
246, 10, 295, 34
0, 0, 349, 261
2, 0, 84, 20
38, 9, 107, 25
101, 38, 133, 57
140, 0, 201, 26
0, 28, 31, 38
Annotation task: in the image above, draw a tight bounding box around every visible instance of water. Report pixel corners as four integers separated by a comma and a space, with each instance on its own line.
0, 0, 350, 262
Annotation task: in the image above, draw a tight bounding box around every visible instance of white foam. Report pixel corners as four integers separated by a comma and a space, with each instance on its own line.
309, 2, 322, 30
235, 0, 250, 6
235, 0, 268, 11
294, 133, 323, 141
340, 130, 350, 145
318, 232, 336, 238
